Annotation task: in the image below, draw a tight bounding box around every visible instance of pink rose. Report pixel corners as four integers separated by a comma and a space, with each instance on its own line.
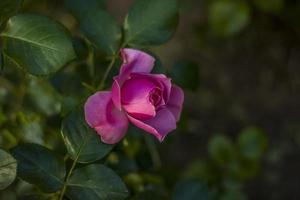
84, 48, 184, 144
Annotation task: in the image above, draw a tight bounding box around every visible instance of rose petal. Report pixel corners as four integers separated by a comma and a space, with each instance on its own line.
120, 48, 155, 77
84, 91, 128, 144
129, 73, 172, 105
112, 49, 155, 109
111, 77, 122, 110
112, 48, 155, 110
167, 85, 184, 121
128, 107, 176, 142
121, 77, 156, 119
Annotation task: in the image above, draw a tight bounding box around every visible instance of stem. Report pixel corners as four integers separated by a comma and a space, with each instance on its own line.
87, 47, 96, 85
144, 135, 161, 169
58, 149, 82, 200
98, 56, 117, 90
97, 39, 129, 90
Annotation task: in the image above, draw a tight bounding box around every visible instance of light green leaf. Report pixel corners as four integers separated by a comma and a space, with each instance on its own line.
0, 149, 17, 190
1, 14, 76, 75
209, 0, 250, 37
208, 134, 235, 165
238, 127, 268, 161
22, 120, 44, 145
11, 143, 65, 193
124, 0, 179, 46
61, 107, 113, 163
66, 164, 128, 200
26, 77, 61, 116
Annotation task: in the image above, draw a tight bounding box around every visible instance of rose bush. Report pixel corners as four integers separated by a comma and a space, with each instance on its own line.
84, 48, 184, 144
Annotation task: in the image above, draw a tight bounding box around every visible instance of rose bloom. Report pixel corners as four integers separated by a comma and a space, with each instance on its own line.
84, 48, 184, 144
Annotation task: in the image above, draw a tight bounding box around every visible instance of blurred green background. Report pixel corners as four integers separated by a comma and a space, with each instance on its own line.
1, 0, 300, 199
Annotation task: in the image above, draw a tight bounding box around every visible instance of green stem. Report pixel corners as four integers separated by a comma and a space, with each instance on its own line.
97, 40, 128, 90
58, 149, 82, 200
144, 135, 161, 169
98, 56, 117, 90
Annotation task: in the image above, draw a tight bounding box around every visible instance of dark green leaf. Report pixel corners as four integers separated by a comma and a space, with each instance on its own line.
0, 149, 17, 190
19, 194, 51, 200
65, 0, 106, 19
228, 160, 259, 181
66, 164, 128, 200
237, 127, 268, 161
253, 0, 284, 13
61, 96, 80, 117
67, 0, 121, 55
183, 160, 219, 184
220, 179, 246, 200
61, 107, 113, 163
208, 135, 235, 165
0, 0, 22, 26
72, 36, 89, 60
172, 179, 215, 200
0, 52, 3, 72
80, 9, 121, 55
169, 61, 199, 91
131, 187, 168, 200
10, 143, 65, 193
124, 0, 179, 46
208, 0, 250, 37
1, 14, 76, 75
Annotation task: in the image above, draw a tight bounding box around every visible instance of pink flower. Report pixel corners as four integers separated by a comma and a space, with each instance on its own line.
84, 48, 184, 144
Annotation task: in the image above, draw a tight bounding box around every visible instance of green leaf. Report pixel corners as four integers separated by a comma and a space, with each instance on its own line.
61, 107, 113, 163
80, 9, 121, 55
131, 189, 167, 200
0, 0, 22, 26
66, 164, 128, 200
72, 36, 89, 60
220, 179, 246, 200
208, 135, 235, 165
253, 0, 284, 14
228, 160, 259, 181
26, 78, 61, 116
65, 0, 106, 18
237, 127, 268, 161
124, 0, 179, 46
61, 96, 80, 117
10, 143, 65, 193
67, 0, 121, 55
1, 14, 76, 75
0, 52, 3, 72
183, 160, 219, 184
208, 0, 250, 37
21, 120, 44, 145
172, 180, 215, 200
169, 61, 199, 91
0, 149, 17, 190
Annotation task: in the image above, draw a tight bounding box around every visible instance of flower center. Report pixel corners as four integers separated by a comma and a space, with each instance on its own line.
149, 88, 162, 106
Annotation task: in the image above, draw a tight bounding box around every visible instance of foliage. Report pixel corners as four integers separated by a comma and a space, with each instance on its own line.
182, 128, 268, 199
0, 0, 294, 199
0, 149, 16, 190
0, 0, 180, 199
